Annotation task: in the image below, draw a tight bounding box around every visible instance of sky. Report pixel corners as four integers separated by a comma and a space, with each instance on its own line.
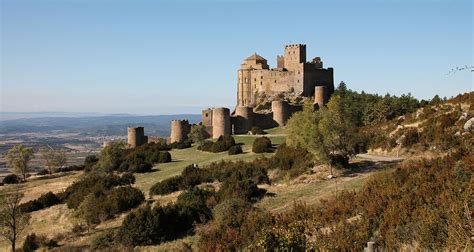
1, 0, 472, 115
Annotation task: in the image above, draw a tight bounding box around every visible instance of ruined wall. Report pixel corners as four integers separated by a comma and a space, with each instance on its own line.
127, 127, 146, 148
201, 108, 213, 136
212, 107, 231, 139
170, 120, 191, 143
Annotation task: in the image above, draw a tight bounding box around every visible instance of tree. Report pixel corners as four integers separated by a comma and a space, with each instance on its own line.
5, 145, 35, 181
188, 124, 209, 146
286, 102, 321, 152
0, 184, 30, 251
286, 95, 364, 175
318, 95, 363, 172
95, 141, 126, 171
40, 148, 67, 174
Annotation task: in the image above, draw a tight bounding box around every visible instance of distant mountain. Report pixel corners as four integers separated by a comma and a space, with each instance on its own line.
0, 114, 201, 137
0, 112, 110, 121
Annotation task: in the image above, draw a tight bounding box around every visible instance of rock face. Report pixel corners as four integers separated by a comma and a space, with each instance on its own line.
464, 117, 474, 132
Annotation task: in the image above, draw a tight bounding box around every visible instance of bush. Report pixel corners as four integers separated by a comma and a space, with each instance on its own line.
2, 174, 19, 184
150, 176, 183, 195
228, 145, 243, 155
170, 140, 192, 149
199, 135, 237, 153
218, 179, 266, 202
77, 186, 145, 225
21, 191, 60, 213
37, 169, 50, 175
64, 173, 134, 209
252, 137, 272, 153
149, 165, 212, 195
118, 188, 216, 247
250, 127, 266, 135
402, 128, 420, 148
158, 151, 172, 163
22, 233, 39, 252
92, 230, 116, 250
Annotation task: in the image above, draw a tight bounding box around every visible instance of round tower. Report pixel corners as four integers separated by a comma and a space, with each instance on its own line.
234, 106, 254, 134
212, 107, 231, 139
272, 100, 289, 127
314, 86, 328, 109
170, 120, 190, 143
128, 127, 144, 148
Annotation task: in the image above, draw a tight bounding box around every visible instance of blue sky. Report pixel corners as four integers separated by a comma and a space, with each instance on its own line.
1, 0, 472, 114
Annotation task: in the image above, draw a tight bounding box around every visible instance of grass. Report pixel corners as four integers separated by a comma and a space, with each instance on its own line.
134, 134, 286, 195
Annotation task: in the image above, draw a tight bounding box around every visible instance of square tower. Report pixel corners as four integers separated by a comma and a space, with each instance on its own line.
284, 44, 306, 72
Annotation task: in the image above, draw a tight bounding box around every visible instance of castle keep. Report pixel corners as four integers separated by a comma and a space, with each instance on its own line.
237, 44, 334, 107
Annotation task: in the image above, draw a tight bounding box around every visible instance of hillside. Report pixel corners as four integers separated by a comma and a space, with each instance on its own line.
0, 92, 472, 251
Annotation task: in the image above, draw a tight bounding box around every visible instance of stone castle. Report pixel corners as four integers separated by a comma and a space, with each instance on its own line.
128, 44, 334, 147
237, 44, 334, 107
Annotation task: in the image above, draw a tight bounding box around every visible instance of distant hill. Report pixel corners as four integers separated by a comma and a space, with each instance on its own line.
0, 114, 201, 137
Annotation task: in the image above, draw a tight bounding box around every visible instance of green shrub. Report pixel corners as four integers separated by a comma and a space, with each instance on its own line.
150, 176, 183, 195
252, 137, 272, 153
218, 179, 266, 202
228, 145, 243, 155
180, 165, 213, 189
157, 151, 172, 163
149, 165, 212, 195
92, 230, 116, 250
118, 188, 215, 247
2, 174, 19, 184
250, 127, 266, 135
199, 135, 237, 153
64, 173, 134, 209
77, 186, 144, 225
170, 140, 192, 149
20, 191, 60, 213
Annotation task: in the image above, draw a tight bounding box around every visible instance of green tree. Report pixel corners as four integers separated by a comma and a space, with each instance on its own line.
286, 102, 321, 152
362, 99, 389, 126
188, 124, 209, 146
95, 141, 126, 171
287, 95, 364, 174
40, 148, 67, 174
319, 95, 363, 172
0, 184, 30, 252
5, 145, 35, 181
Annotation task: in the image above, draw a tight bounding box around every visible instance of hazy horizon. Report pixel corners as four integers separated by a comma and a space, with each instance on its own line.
1, 0, 472, 114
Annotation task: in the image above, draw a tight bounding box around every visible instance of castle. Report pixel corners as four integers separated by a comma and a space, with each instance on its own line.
237, 44, 334, 107
128, 44, 334, 147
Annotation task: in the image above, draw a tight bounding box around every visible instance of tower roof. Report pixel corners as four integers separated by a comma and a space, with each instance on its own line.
245, 52, 266, 61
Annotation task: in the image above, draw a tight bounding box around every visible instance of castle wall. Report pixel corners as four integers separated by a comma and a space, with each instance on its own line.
253, 112, 275, 129
170, 120, 191, 143
127, 127, 146, 148
212, 107, 231, 138
233, 106, 254, 134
